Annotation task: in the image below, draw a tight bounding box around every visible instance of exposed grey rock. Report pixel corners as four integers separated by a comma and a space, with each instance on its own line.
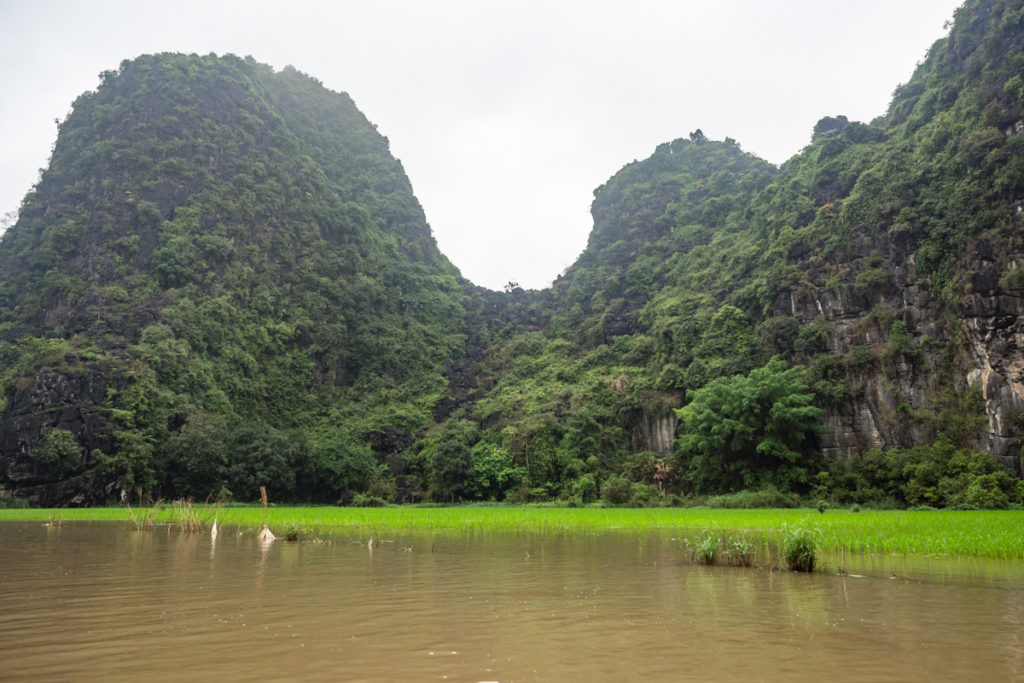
777, 233, 1024, 474
0, 364, 129, 505
631, 413, 678, 457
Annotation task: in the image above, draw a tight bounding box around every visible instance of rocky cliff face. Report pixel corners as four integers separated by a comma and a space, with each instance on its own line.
776, 231, 1024, 474
961, 246, 1024, 470
630, 413, 678, 457
0, 362, 130, 505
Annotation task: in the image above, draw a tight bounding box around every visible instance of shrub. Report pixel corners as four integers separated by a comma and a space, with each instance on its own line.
601, 474, 633, 505
704, 487, 797, 509
0, 492, 29, 509
571, 473, 599, 504
630, 482, 662, 507
350, 493, 388, 507
963, 473, 1010, 509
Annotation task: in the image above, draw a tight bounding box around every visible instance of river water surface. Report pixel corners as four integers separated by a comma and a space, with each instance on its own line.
0, 521, 1022, 681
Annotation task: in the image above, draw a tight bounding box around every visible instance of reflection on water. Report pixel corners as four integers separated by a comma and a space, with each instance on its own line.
0, 521, 1021, 681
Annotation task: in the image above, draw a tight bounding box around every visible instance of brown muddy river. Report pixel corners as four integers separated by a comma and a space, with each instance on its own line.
0, 522, 1022, 681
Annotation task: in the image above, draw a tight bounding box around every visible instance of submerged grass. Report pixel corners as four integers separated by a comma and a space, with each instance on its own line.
1, 506, 1022, 559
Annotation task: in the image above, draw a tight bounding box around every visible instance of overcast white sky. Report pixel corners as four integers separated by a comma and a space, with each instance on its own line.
1, 1, 962, 290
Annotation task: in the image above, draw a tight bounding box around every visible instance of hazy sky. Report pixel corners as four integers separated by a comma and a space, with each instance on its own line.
1, 1, 962, 290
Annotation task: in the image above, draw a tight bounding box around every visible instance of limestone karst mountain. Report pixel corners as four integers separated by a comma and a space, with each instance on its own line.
2, 0, 1023, 506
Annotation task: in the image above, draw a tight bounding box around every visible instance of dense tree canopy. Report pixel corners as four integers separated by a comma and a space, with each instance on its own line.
675, 357, 823, 493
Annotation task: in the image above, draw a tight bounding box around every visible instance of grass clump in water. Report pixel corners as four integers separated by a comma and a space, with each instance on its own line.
727, 535, 756, 567
686, 533, 758, 567
783, 527, 816, 572
690, 534, 718, 565
170, 498, 221, 533
126, 491, 161, 531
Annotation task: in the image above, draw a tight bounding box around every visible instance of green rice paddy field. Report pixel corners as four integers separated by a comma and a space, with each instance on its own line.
2, 506, 1023, 560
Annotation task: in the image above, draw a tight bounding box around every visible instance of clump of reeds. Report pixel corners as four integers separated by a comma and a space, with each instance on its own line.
783, 527, 816, 572
126, 489, 161, 531
171, 499, 204, 533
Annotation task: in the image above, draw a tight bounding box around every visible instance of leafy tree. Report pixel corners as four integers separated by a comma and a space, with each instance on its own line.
431, 441, 473, 501
313, 437, 376, 501
163, 412, 230, 497
675, 357, 823, 492
470, 442, 527, 501
427, 418, 477, 501
225, 422, 297, 501
31, 429, 83, 478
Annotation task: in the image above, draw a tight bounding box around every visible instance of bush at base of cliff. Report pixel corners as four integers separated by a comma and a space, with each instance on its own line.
704, 487, 799, 509
820, 436, 1023, 509
601, 474, 633, 505
0, 492, 29, 509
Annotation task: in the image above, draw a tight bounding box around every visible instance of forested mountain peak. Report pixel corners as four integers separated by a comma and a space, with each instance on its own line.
0, 52, 465, 504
